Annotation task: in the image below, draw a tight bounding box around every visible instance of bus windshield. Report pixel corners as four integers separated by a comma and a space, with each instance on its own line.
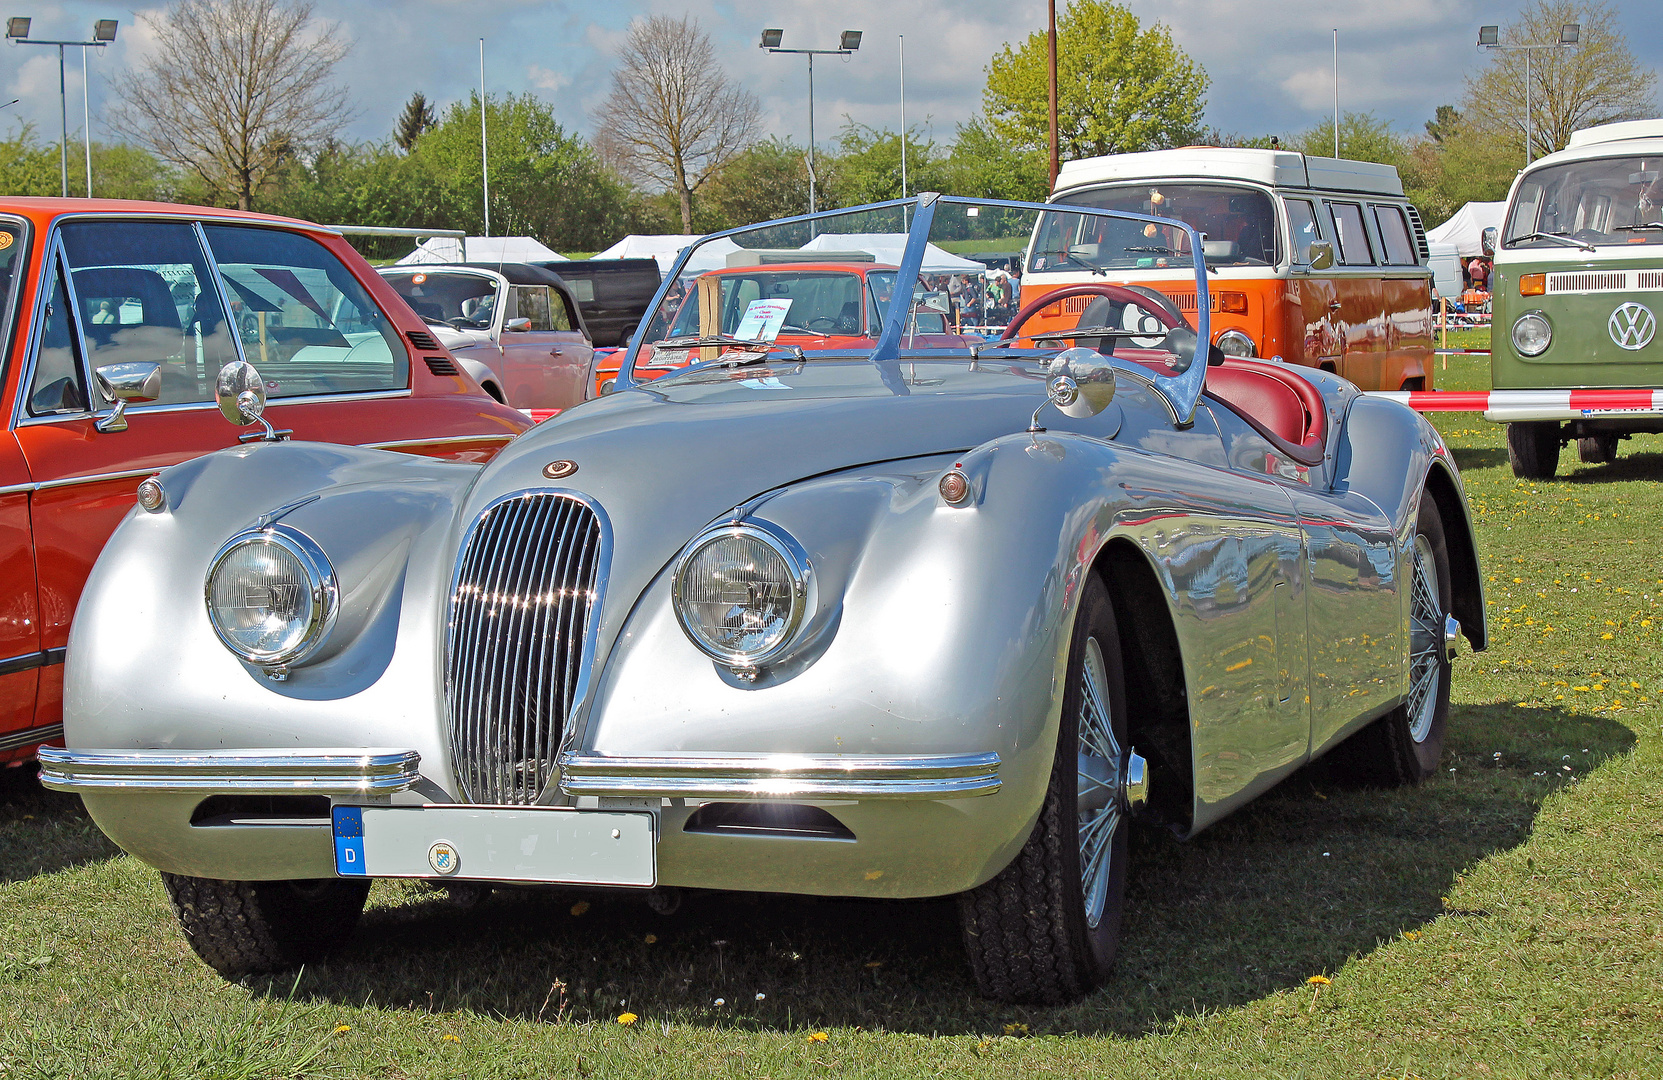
1505, 155, 1663, 248
1035, 183, 1280, 269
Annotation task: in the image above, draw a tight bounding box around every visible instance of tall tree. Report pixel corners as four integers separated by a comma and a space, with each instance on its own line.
109, 0, 352, 211
395, 92, 437, 153
1463, 0, 1656, 161
591, 15, 762, 233
981, 0, 1208, 165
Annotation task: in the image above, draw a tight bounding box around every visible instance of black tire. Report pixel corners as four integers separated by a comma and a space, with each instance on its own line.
161, 873, 370, 978
1577, 434, 1618, 464
1507, 421, 1560, 479
1337, 496, 1453, 786
959, 575, 1130, 1004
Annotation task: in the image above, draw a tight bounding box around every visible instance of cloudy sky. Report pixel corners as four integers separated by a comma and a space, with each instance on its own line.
4, 0, 1659, 157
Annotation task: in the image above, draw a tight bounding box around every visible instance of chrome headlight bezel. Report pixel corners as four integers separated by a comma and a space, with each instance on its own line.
671, 520, 814, 672
204, 524, 338, 668
1214, 328, 1256, 358
1512, 311, 1552, 357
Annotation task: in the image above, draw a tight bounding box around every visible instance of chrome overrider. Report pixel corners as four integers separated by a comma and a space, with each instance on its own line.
37, 747, 421, 795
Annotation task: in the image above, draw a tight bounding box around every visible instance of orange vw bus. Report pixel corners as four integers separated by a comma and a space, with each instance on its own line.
1019, 148, 1436, 391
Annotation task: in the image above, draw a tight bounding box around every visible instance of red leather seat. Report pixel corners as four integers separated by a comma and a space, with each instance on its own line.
1204, 360, 1325, 462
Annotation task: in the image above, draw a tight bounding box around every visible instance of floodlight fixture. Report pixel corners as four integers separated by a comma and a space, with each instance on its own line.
6, 17, 29, 39
1477, 24, 1499, 46
1559, 23, 1579, 45
759, 28, 783, 49
839, 30, 862, 52
92, 18, 117, 41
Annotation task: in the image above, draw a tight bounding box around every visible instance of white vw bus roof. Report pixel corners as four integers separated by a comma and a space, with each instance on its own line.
1054, 147, 1405, 198
1566, 118, 1663, 149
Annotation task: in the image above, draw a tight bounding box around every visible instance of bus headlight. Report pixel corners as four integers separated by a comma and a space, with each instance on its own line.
1512, 312, 1552, 357
1215, 329, 1256, 358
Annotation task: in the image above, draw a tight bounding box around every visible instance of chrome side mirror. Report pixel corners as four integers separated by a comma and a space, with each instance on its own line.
505, 317, 532, 333
1305, 241, 1334, 271
1030, 348, 1117, 432
216, 360, 279, 441
93, 361, 161, 433
1481, 226, 1497, 257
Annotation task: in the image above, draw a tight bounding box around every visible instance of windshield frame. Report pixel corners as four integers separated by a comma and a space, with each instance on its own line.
1503, 153, 1663, 250
616, 193, 1211, 426
1042, 180, 1284, 270
0, 213, 32, 395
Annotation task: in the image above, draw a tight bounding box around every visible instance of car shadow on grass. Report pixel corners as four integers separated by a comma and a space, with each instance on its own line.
1558, 449, 1663, 482
0, 764, 122, 885
265, 701, 1635, 1039
1450, 446, 1510, 472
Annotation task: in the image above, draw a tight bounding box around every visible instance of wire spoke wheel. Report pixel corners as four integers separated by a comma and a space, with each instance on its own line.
1406, 534, 1443, 743
1077, 638, 1122, 930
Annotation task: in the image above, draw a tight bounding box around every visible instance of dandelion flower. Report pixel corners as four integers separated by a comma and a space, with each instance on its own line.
644, 933, 658, 944
333, 1025, 351, 1035
1002, 1022, 1030, 1036
442, 1033, 461, 1043
1404, 930, 1421, 941
1306, 975, 1331, 986
807, 1031, 829, 1043
617, 1012, 638, 1026
570, 900, 590, 917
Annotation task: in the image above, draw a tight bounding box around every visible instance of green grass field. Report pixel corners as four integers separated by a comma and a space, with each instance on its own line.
3, 350, 1661, 1078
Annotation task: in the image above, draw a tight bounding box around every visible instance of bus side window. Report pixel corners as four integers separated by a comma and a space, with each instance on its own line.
1327, 202, 1376, 265
1286, 199, 1321, 263
1371, 205, 1418, 265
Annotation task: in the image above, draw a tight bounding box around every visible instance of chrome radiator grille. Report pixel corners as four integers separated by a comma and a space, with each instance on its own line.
446, 492, 603, 804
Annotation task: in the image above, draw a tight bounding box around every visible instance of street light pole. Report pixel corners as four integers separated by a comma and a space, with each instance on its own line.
1478, 22, 1580, 163
5, 18, 118, 198
760, 28, 863, 216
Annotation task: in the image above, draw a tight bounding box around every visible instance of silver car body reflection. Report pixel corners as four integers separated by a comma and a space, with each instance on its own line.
51, 195, 1486, 903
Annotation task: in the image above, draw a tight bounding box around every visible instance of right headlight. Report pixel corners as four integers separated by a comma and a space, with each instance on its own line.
205, 524, 337, 670
1512, 312, 1552, 357
673, 521, 812, 674
1214, 329, 1256, 358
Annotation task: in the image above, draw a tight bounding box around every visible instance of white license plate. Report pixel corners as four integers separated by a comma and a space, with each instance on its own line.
332, 805, 655, 887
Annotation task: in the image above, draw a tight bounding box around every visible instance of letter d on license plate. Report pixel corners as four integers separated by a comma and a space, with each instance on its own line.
332, 805, 655, 886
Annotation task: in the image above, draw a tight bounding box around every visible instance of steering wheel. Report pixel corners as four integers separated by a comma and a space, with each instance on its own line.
1000, 283, 1185, 344
806, 316, 840, 330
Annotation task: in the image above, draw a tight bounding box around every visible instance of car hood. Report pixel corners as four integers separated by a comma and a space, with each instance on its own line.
459, 359, 1068, 654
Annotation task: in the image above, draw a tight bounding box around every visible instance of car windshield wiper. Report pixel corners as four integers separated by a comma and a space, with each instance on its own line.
1615, 222, 1663, 231
1062, 251, 1109, 276
1508, 231, 1596, 251
1027, 326, 1168, 342
1124, 244, 1177, 255
657, 335, 806, 365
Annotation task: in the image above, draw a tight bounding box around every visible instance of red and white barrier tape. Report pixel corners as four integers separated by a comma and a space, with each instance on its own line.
1365, 388, 1663, 422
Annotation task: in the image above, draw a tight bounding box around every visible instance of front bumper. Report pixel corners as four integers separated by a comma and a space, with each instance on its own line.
41, 746, 1025, 897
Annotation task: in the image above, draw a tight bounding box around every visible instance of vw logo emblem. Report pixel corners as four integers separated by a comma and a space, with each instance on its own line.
1609, 302, 1657, 351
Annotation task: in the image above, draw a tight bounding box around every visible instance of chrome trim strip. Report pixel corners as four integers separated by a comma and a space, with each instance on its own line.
0, 482, 33, 496
34, 466, 159, 492
362, 433, 516, 450
557, 751, 1002, 800
0, 647, 64, 677
15, 389, 416, 428
0, 723, 62, 753
35, 747, 422, 794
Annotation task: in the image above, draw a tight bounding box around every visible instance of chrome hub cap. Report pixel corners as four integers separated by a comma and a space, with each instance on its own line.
1076, 638, 1144, 930
1406, 534, 1443, 743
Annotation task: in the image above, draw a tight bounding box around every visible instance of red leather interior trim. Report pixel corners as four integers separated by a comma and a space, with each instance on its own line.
1203, 360, 1327, 467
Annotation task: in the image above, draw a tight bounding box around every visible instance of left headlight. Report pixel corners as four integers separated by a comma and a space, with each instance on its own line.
1214, 329, 1256, 358
673, 521, 812, 674
205, 524, 337, 669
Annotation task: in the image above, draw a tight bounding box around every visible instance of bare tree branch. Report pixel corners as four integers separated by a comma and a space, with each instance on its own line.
591, 15, 762, 233
107, 0, 354, 211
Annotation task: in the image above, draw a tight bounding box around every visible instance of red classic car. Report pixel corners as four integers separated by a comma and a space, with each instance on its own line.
589, 260, 973, 397
0, 199, 531, 766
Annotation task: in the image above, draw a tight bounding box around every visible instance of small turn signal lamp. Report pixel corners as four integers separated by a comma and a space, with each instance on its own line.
1519, 273, 1546, 297
136, 476, 166, 513
939, 469, 970, 506
1219, 291, 1249, 314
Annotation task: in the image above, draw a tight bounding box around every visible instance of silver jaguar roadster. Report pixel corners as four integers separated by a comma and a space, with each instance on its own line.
42, 195, 1486, 1004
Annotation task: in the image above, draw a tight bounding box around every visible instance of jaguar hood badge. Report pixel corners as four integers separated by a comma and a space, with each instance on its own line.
543, 460, 579, 479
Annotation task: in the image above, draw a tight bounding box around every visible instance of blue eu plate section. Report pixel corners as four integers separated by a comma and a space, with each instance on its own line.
332, 805, 367, 876
329, 803, 655, 886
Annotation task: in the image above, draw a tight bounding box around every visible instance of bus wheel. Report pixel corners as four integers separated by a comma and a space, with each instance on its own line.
1507, 422, 1560, 480
1577, 434, 1618, 465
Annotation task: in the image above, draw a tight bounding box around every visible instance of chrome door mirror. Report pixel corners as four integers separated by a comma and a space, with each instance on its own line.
93, 361, 161, 433
1481, 226, 1497, 257
505, 317, 532, 333
1029, 347, 1117, 431
1305, 241, 1334, 271
216, 360, 279, 441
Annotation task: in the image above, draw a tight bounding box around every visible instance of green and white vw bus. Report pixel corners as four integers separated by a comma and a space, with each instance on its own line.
1492, 118, 1663, 478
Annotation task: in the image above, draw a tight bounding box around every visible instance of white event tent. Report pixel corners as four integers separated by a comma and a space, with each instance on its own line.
396, 236, 567, 265
798, 233, 985, 273
1425, 202, 1507, 258
591, 234, 740, 277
